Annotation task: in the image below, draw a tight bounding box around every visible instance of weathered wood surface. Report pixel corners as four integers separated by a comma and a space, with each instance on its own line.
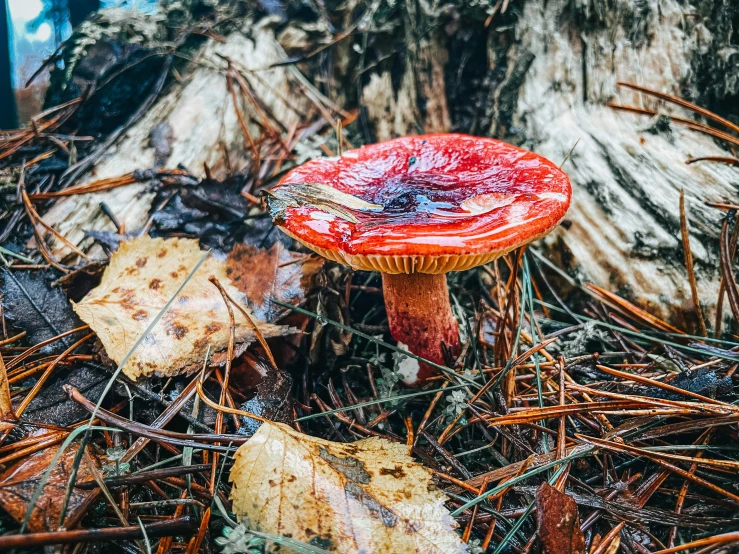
41, 0, 739, 328
512, 0, 737, 327
359, 0, 738, 327
43, 15, 306, 259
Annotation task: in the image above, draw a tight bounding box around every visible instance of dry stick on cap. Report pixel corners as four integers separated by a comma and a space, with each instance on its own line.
268, 134, 572, 385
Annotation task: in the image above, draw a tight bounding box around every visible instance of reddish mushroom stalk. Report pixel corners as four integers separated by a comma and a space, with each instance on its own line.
382, 272, 460, 383
269, 134, 572, 386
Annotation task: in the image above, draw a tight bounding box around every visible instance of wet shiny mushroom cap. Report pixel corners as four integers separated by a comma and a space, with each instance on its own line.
272, 134, 572, 273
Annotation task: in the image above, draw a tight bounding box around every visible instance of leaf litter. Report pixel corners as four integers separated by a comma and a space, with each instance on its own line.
0, 441, 103, 532
0, 14, 737, 553
535, 482, 585, 554
226, 241, 324, 322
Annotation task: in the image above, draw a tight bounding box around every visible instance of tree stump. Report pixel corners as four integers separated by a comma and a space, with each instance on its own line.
41, 0, 739, 329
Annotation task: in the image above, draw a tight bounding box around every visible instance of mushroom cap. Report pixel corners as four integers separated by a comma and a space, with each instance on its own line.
272, 134, 571, 274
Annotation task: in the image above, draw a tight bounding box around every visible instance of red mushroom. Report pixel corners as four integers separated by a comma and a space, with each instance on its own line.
269, 134, 571, 385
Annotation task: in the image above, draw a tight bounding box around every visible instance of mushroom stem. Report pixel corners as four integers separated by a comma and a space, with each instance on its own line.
381, 272, 460, 385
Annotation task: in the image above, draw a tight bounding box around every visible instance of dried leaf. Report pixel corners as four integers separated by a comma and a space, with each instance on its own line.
230, 421, 465, 554
518, 484, 731, 529
536, 482, 585, 554
603, 367, 733, 402
73, 236, 291, 379
231, 352, 294, 435
1, 268, 81, 349
226, 242, 323, 322
267, 182, 383, 223
24, 362, 108, 426
0, 442, 101, 532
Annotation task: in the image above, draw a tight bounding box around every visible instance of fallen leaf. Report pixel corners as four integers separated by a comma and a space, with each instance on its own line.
1, 268, 106, 423
55, 260, 107, 302
604, 366, 734, 401
150, 179, 249, 248
536, 482, 585, 554
230, 421, 465, 554
24, 361, 108, 427
73, 236, 291, 379
226, 241, 323, 322
267, 182, 383, 224
0, 441, 101, 532
230, 352, 294, 436
1, 268, 82, 349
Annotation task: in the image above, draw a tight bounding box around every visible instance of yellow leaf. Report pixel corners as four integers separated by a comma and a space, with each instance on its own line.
73, 236, 290, 380
230, 421, 465, 554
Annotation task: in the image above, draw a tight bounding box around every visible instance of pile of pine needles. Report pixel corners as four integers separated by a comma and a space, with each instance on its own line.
0, 72, 738, 554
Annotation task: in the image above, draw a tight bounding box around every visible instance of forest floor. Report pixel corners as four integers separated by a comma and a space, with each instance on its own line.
1, 14, 739, 554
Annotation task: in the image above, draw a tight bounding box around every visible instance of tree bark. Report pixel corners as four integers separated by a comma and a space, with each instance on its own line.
353, 0, 739, 329
41, 11, 309, 260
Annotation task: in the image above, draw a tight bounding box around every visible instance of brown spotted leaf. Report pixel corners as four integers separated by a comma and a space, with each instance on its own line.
73, 236, 291, 379
230, 421, 465, 554
536, 482, 585, 554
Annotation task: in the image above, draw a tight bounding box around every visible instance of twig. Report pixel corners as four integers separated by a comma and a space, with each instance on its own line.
719, 212, 739, 321
64, 385, 246, 450
0, 355, 14, 422
617, 82, 739, 134
0, 517, 196, 548
679, 190, 707, 336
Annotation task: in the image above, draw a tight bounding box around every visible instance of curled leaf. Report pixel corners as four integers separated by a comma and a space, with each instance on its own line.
226, 242, 323, 322
230, 421, 465, 554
